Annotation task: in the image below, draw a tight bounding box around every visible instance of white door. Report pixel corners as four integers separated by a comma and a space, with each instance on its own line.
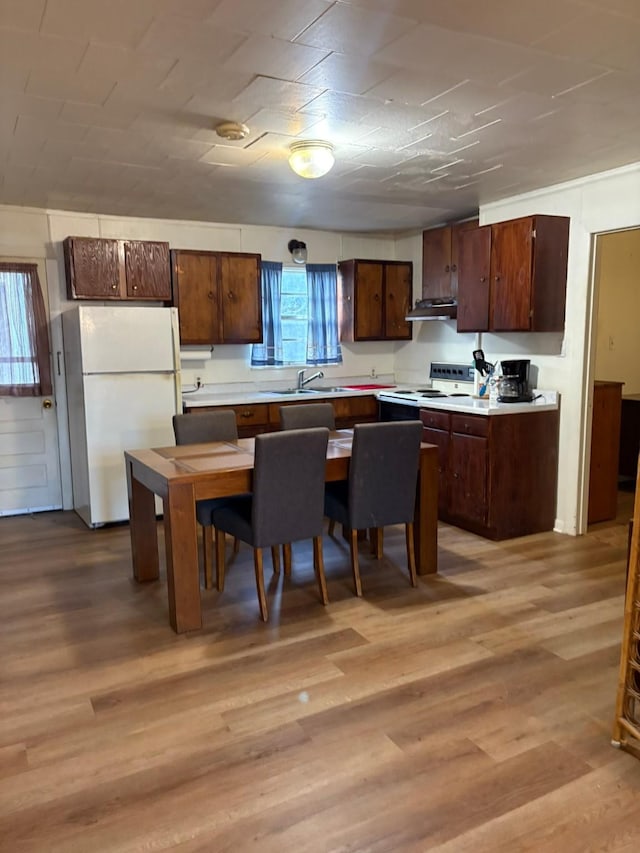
0, 258, 62, 516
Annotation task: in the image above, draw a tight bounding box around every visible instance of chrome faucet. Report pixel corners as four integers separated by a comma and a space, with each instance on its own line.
297, 369, 324, 389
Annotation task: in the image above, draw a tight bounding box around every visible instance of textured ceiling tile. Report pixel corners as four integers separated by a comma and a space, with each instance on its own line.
298, 53, 395, 96
0, 0, 46, 30
232, 76, 323, 113
14, 114, 90, 144
199, 144, 266, 166
154, 0, 224, 20
105, 80, 191, 111
295, 3, 415, 56
77, 43, 176, 88
243, 108, 326, 137
300, 90, 383, 123
138, 14, 246, 62
291, 115, 379, 144
365, 69, 469, 107
60, 101, 140, 129
208, 0, 333, 40
504, 56, 610, 97
533, 9, 639, 64
0, 28, 87, 74
161, 60, 252, 103
40, 0, 157, 48
26, 69, 116, 106
224, 34, 329, 80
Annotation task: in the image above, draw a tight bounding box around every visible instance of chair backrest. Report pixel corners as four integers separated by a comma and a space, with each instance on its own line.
348, 421, 423, 529
252, 427, 329, 547
280, 402, 335, 431
172, 410, 238, 445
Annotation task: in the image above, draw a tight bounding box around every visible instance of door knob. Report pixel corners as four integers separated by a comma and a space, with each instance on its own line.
43, 399, 53, 409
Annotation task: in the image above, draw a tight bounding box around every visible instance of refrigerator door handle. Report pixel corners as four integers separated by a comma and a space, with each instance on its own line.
169, 307, 182, 413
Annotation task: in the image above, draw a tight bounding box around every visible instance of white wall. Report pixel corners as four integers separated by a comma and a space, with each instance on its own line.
594, 228, 640, 395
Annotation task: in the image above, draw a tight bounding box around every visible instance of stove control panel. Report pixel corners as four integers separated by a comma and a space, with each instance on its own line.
429, 363, 474, 383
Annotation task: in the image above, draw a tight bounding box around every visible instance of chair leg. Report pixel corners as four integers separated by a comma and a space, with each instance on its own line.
313, 536, 329, 605
369, 527, 383, 559
202, 525, 214, 590
233, 537, 240, 555
328, 519, 336, 537
215, 526, 226, 592
283, 543, 292, 577
405, 522, 417, 587
271, 545, 280, 574
349, 528, 362, 597
254, 548, 268, 621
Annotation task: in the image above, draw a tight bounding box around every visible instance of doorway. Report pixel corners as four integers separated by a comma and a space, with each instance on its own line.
0, 257, 63, 516
586, 228, 640, 531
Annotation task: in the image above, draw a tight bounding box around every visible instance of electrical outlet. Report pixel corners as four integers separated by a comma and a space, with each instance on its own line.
195, 376, 202, 389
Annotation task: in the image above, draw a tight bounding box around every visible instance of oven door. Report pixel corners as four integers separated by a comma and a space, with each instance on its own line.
378, 400, 420, 421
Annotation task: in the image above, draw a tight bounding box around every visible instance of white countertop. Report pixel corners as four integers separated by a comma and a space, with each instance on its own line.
377, 390, 559, 416
182, 385, 559, 415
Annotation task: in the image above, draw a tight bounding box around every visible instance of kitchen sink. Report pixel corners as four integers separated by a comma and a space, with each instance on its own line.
305, 385, 347, 393
261, 388, 317, 395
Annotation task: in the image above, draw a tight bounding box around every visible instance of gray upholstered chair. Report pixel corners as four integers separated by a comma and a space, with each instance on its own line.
172, 410, 239, 590
212, 427, 330, 621
324, 420, 423, 596
279, 402, 335, 431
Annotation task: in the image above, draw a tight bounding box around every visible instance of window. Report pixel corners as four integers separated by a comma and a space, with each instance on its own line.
280, 266, 309, 365
251, 262, 342, 367
0, 263, 52, 396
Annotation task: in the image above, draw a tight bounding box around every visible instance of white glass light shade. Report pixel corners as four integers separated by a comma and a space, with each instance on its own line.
288, 141, 335, 179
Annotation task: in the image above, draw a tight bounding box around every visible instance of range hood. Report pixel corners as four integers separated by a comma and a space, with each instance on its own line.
405, 298, 458, 321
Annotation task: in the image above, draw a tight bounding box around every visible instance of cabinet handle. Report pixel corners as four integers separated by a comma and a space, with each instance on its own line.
453, 472, 459, 479
495, 275, 500, 281
208, 291, 214, 299
374, 293, 380, 301
480, 276, 486, 282
445, 264, 450, 272
228, 291, 234, 300
111, 283, 118, 290
132, 285, 138, 291
240, 410, 253, 418
451, 264, 457, 272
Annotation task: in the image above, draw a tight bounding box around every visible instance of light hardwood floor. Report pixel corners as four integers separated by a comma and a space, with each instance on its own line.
1, 495, 638, 852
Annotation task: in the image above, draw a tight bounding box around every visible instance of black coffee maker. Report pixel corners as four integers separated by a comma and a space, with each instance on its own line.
498, 359, 534, 403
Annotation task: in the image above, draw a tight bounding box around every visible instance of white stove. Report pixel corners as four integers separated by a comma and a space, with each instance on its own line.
379, 362, 475, 405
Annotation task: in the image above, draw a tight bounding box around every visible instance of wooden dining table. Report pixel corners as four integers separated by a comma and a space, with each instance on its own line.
124, 431, 439, 633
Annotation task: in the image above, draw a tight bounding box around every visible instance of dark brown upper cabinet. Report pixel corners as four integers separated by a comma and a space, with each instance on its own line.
64, 236, 171, 301
171, 249, 262, 345
338, 259, 412, 342
457, 215, 570, 333
422, 219, 479, 300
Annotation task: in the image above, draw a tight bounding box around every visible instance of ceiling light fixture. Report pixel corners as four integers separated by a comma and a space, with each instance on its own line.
288, 140, 335, 179
215, 121, 250, 141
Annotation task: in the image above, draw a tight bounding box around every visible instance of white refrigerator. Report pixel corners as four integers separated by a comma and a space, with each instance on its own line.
63, 305, 181, 528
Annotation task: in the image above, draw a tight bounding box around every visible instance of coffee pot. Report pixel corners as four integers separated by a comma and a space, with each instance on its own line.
497, 359, 534, 403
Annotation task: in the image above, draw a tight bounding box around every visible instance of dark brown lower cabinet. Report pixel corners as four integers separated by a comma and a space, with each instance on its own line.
420, 407, 559, 539
183, 395, 378, 437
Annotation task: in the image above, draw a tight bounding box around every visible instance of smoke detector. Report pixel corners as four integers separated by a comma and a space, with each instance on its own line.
215, 121, 250, 141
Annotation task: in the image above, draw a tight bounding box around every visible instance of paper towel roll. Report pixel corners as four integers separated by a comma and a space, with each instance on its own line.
180, 347, 212, 362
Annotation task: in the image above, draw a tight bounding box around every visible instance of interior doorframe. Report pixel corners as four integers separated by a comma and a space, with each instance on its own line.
577, 225, 637, 534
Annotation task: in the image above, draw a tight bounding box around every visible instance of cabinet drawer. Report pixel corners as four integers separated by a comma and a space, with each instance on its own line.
230, 403, 269, 427
451, 414, 488, 437
420, 408, 450, 431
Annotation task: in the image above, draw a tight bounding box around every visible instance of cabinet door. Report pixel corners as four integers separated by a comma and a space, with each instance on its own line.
422, 226, 452, 300
219, 254, 262, 343
449, 433, 488, 525
172, 251, 220, 345
353, 261, 383, 339
457, 226, 491, 332
422, 426, 450, 515
384, 262, 412, 340
124, 241, 171, 300
64, 237, 124, 299
490, 217, 534, 331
